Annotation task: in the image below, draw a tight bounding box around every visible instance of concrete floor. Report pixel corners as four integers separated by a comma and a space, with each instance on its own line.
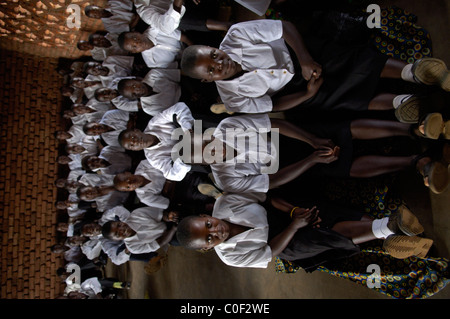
107, 0, 450, 301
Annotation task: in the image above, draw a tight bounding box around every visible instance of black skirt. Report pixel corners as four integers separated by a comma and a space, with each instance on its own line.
264, 196, 364, 272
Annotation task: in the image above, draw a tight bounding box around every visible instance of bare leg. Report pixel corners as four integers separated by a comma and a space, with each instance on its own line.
368, 93, 396, 110
331, 218, 377, 244
206, 19, 232, 31
380, 58, 408, 79
350, 155, 415, 178
350, 119, 411, 139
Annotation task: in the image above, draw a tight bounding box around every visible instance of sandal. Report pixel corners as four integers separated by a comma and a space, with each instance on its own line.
394, 95, 422, 123
210, 103, 234, 115
383, 235, 433, 259
411, 57, 450, 91
197, 183, 223, 199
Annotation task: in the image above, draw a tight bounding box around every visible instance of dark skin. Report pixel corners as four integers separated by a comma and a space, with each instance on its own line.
120, 79, 155, 100
120, 129, 160, 151
113, 171, 151, 191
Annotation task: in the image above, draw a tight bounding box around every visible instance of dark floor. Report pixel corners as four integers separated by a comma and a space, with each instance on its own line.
107, 0, 450, 300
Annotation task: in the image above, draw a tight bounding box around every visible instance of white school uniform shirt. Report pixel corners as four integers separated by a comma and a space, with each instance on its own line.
94, 190, 129, 213
143, 102, 193, 181
139, 69, 181, 116
210, 114, 277, 194
134, 160, 170, 209
216, 20, 294, 114
65, 124, 86, 144
67, 153, 83, 171
97, 205, 132, 265
123, 206, 167, 254
79, 172, 115, 188
92, 145, 132, 175
213, 192, 272, 268
99, 109, 130, 149
86, 98, 116, 112
102, 0, 135, 34
233, 0, 271, 16
141, 26, 183, 69
69, 88, 84, 104
134, 0, 186, 35
70, 110, 106, 128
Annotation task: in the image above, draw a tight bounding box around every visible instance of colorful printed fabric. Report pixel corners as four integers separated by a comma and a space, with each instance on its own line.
274, 177, 450, 299
372, 6, 433, 63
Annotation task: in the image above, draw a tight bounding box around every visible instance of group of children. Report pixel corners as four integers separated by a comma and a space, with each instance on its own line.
52, 0, 450, 298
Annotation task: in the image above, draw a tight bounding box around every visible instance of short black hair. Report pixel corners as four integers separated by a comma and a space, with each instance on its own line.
176, 215, 202, 249
117, 78, 133, 98
101, 221, 114, 239
180, 45, 203, 79
117, 32, 128, 50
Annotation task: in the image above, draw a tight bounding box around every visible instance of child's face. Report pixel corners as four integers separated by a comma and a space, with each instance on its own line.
79, 186, 100, 201
123, 33, 153, 53
95, 88, 119, 101
90, 34, 110, 47
109, 221, 135, 240
187, 215, 230, 251
85, 62, 109, 76
85, 123, 108, 135
121, 79, 150, 99
121, 129, 149, 151
193, 46, 237, 82
114, 172, 144, 191
77, 41, 94, 51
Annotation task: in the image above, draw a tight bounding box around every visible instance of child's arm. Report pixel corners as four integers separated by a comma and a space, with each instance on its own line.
269, 150, 339, 189
281, 20, 322, 81
272, 76, 323, 112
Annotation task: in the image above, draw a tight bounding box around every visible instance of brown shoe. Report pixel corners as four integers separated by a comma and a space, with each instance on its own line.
383, 235, 433, 259
387, 205, 424, 236
412, 58, 450, 91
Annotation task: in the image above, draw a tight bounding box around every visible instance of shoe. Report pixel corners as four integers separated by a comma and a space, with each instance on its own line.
411, 57, 450, 91
210, 103, 234, 115
420, 113, 450, 140
197, 183, 223, 199
421, 160, 449, 194
394, 95, 421, 124
387, 205, 424, 236
383, 235, 433, 259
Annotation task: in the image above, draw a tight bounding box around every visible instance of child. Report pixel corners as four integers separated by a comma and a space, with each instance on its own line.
85, 2, 139, 34
176, 192, 433, 269
116, 68, 181, 116
117, 25, 187, 69
198, 113, 450, 194
118, 102, 194, 181
102, 206, 177, 256
180, 19, 449, 118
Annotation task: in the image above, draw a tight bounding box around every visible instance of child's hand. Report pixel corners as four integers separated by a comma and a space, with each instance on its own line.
311, 146, 340, 164
302, 60, 322, 81
312, 137, 335, 151
306, 76, 324, 99
291, 206, 321, 229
